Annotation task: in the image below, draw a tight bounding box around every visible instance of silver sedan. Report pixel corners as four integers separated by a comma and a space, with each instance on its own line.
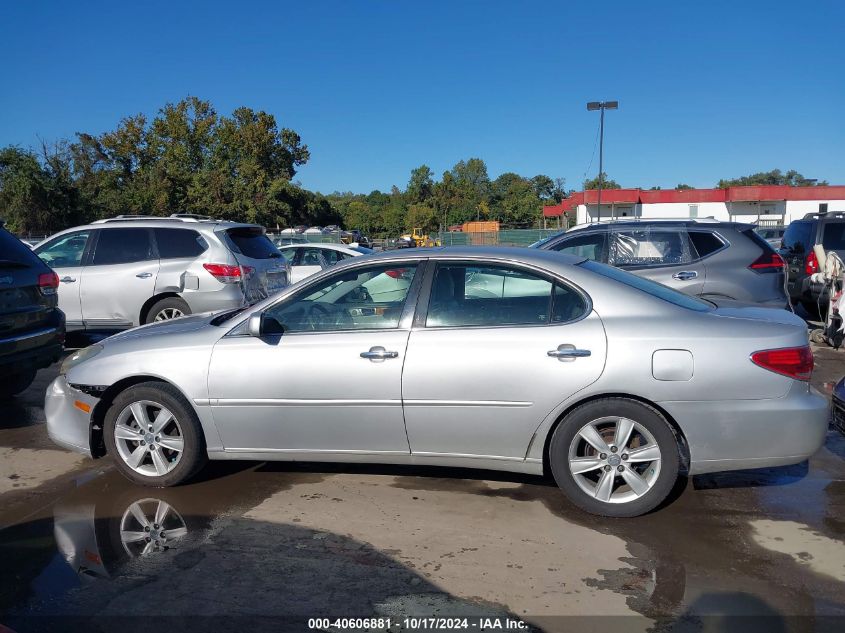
45, 247, 828, 517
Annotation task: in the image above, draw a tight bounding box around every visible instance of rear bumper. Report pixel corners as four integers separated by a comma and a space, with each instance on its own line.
181, 285, 247, 315
45, 375, 96, 457
0, 321, 65, 376
659, 383, 829, 475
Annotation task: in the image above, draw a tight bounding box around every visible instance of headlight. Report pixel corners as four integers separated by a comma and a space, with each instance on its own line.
60, 344, 104, 375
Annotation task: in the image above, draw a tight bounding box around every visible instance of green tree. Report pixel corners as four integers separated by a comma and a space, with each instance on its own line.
717, 169, 827, 188
675, 183, 693, 190
583, 173, 621, 190
406, 165, 434, 204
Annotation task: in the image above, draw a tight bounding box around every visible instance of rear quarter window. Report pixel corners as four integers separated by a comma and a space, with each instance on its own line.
154, 228, 208, 259
741, 228, 777, 253
822, 223, 845, 251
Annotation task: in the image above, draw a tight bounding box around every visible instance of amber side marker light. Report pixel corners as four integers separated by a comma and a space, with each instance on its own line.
73, 400, 91, 413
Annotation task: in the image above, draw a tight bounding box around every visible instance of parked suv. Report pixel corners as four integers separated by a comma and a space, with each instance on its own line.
778, 212, 845, 315
0, 222, 64, 397
535, 219, 787, 307
34, 215, 290, 331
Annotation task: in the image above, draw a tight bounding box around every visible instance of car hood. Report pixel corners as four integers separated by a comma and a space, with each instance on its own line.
104, 312, 219, 344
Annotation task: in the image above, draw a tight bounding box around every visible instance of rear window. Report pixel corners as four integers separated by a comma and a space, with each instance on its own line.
224, 228, 280, 260
154, 228, 208, 259
0, 229, 41, 268
822, 223, 845, 251
782, 221, 813, 253
580, 259, 711, 312
688, 231, 724, 258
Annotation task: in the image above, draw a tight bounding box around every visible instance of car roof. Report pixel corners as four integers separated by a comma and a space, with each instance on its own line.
278, 242, 359, 253
562, 219, 751, 235
339, 246, 585, 268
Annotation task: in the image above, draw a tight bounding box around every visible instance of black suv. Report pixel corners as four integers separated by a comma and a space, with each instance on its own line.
535, 219, 788, 308
779, 212, 845, 315
0, 223, 65, 397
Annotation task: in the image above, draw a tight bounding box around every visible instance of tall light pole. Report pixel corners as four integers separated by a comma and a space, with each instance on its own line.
587, 100, 618, 220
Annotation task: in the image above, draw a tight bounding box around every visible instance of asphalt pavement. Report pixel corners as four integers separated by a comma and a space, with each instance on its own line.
0, 341, 843, 633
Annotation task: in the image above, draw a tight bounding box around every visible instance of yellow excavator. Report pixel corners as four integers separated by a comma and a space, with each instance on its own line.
399, 227, 441, 248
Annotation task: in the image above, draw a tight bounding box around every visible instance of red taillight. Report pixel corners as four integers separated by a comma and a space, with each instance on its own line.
385, 268, 407, 279
749, 251, 785, 273
203, 263, 243, 283
751, 346, 813, 381
805, 251, 819, 275
38, 272, 59, 295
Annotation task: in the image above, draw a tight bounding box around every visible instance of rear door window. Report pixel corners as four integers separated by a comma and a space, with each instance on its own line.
92, 228, 155, 265
154, 228, 208, 259
781, 221, 813, 254
426, 264, 554, 328
548, 233, 606, 261
687, 231, 725, 259
224, 228, 280, 260
609, 228, 692, 267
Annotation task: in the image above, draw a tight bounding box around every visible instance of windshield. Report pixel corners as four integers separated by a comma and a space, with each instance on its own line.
580, 259, 711, 312
352, 246, 374, 255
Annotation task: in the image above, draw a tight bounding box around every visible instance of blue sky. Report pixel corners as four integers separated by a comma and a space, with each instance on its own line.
1, 1, 843, 194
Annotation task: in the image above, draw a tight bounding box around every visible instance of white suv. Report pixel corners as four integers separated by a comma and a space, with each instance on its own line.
34, 215, 290, 331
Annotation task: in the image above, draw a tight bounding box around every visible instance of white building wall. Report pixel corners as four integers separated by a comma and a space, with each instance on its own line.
575, 198, 845, 226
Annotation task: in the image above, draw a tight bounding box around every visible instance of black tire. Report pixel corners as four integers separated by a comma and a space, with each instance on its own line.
549, 398, 680, 518
144, 297, 191, 324
103, 382, 207, 487
0, 369, 37, 399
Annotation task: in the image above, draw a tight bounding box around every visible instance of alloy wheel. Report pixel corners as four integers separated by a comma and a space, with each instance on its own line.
154, 307, 184, 321
113, 401, 184, 477
567, 416, 662, 504
119, 498, 188, 556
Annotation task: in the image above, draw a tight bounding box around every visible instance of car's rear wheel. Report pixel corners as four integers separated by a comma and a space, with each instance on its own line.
0, 369, 37, 399
145, 297, 191, 324
104, 382, 207, 486
549, 398, 680, 517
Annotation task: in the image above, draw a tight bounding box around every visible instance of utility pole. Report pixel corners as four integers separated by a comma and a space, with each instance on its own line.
587, 101, 618, 220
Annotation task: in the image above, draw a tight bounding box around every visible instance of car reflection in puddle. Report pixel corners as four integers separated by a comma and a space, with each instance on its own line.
54, 495, 191, 582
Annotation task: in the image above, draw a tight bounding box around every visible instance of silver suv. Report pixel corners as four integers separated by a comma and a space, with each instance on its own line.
34, 215, 290, 331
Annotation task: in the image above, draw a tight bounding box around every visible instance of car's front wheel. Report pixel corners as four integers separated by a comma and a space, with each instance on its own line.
549, 398, 680, 517
104, 382, 207, 486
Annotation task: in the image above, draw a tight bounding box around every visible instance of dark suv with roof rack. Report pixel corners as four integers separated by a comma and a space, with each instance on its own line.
0, 222, 65, 397
534, 219, 788, 308
778, 211, 845, 316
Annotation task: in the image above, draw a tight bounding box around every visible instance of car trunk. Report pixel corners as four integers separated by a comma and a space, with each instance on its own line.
219, 227, 289, 303
0, 233, 58, 361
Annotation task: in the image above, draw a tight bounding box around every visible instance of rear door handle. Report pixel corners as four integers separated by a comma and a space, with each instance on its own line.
360, 346, 399, 361
672, 271, 698, 281
59, 276, 76, 283
136, 272, 153, 279
548, 344, 591, 361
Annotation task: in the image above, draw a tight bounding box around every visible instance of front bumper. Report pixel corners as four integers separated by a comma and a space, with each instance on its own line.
45, 375, 98, 457
660, 383, 829, 475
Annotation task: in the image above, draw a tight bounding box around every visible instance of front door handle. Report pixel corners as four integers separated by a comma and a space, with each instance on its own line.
548, 344, 591, 361
672, 271, 698, 281
136, 272, 153, 279
60, 276, 76, 283
360, 346, 399, 361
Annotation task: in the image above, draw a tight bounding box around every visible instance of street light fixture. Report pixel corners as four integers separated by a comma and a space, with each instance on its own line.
587, 100, 619, 219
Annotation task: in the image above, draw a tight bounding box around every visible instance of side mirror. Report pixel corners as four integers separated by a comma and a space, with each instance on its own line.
247, 313, 285, 337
